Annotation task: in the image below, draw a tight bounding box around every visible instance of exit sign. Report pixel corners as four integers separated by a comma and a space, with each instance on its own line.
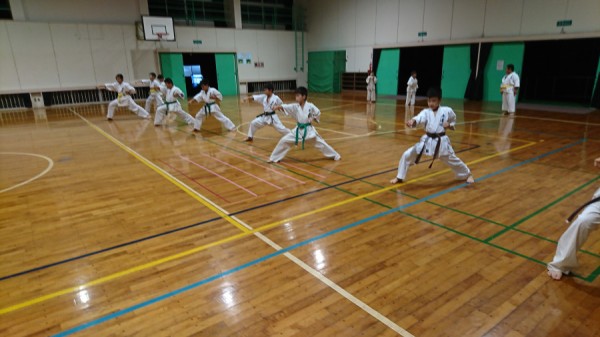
193, 40, 203, 45
556, 20, 572, 27
418, 31, 427, 37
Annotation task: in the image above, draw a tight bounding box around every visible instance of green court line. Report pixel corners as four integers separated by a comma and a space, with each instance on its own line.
174, 125, 599, 282
485, 175, 600, 242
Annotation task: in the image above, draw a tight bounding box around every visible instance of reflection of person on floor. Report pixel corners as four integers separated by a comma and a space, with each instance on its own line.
404, 104, 415, 132
243, 83, 289, 142
99, 73, 150, 121
268, 87, 341, 163
494, 114, 515, 153
190, 80, 236, 132
547, 157, 600, 280
391, 87, 475, 185
366, 71, 377, 103
154, 78, 200, 131
500, 64, 520, 115
406, 71, 418, 107
366, 101, 379, 132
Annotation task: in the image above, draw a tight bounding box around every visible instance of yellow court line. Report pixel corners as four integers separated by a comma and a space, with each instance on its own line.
68, 109, 251, 234
0, 138, 537, 316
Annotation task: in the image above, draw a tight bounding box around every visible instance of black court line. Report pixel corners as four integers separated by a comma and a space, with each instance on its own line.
0, 142, 479, 282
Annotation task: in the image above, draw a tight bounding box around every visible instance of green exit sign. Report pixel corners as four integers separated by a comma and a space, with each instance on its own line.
556, 20, 572, 27
193, 40, 203, 45
417, 31, 427, 37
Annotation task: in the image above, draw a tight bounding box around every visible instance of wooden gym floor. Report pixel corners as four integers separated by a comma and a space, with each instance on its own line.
1, 92, 599, 337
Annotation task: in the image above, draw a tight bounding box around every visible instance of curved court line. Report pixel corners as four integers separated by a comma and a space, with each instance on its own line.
0, 139, 537, 316
52, 139, 584, 337
0, 152, 54, 194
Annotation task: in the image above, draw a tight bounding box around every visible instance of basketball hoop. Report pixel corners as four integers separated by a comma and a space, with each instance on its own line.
156, 32, 166, 40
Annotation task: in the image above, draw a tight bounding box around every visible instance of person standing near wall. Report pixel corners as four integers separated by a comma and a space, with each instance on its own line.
366, 71, 377, 103
500, 64, 520, 115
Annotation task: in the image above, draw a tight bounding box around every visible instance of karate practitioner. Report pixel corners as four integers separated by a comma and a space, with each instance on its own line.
99, 74, 150, 121
500, 64, 520, 115
144, 72, 163, 113
243, 83, 289, 142
366, 71, 377, 103
154, 78, 200, 131
269, 87, 340, 163
547, 157, 600, 280
406, 71, 418, 107
190, 80, 236, 132
391, 87, 474, 184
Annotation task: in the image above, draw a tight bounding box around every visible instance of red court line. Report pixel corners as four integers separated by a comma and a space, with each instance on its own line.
280, 162, 327, 179
200, 153, 283, 190
224, 151, 306, 185
179, 155, 258, 197
158, 160, 231, 203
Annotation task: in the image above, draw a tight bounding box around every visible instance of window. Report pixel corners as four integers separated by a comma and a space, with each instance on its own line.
241, 0, 294, 30
0, 0, 12, 20
148, 0, 229, 27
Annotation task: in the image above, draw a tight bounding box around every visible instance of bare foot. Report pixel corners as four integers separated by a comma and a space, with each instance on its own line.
334, 155, 341, 161
466, 175, 475, 184
547, 269, 563, 280
193, 129, 200, 133
390, 177, 403, 184
267, 159, 279, 164
245, 137, 253, 142
107, 118, 113, 121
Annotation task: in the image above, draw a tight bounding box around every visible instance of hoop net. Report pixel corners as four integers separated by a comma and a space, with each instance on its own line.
156, 33, 167, 40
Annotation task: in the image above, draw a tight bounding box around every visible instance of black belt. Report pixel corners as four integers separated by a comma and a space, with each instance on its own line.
415, 132, 446, 169
256, 111, 276, 118
566, 196, 600, 223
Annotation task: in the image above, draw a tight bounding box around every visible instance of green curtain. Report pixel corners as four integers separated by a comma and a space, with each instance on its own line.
159, 53, 186, 96
482, 42, 525, 102
215, 53, 239, 96
308, 51, 346, 93
441, 45, 471, 99
376, 49, 400, 96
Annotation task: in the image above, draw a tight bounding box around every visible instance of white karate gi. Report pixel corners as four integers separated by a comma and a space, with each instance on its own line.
406, 76, 418, 106
105, 82, 150, 119
154, 86, 200, 130
145, 79, 164, 113
192, 87, 236, 131
395, 106, 471, 181
501, 72, 520, 113
548, 188, 600, 275
248, 94, 289, 138
269, 102, 340, 162
366, 74, 377, 102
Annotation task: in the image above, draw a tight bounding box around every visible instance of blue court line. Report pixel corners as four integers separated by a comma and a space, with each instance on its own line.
52, 139, 584, 337
0, 142, 477, 282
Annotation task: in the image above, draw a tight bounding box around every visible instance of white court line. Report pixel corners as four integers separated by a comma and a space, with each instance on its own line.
70, 107, 414, 336
0, 152, 54, 194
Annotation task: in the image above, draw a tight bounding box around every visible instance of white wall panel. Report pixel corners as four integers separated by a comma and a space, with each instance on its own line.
0, 22, 21, 91
451, 0, 485, 39
567, 0, 600, 33
521, 0, 567, 35
423, 0, 453, 41
375, 0, 399, 45
355, 0, 377, 46
397, 0, 424, 43
483, 0, 524, 37
50, 24, 95, 87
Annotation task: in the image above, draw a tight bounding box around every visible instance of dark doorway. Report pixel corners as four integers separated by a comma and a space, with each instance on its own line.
398, 46, 444, 96
520, 38, 600, 105
182, 53, 218, 97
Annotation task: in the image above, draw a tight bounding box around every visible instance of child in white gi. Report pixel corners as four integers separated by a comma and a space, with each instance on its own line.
500, 64, 520, 115
269, 87, 341, 163
406, 71, 418, 107
547, 157, 600, 280
154, 78, 200, 131
144, 72, 163, 113
243, 83, 289, 142
189, 80, 236, 132
99, 73, 150, 121
366, 71, 377, 103
391, 87, 474, 184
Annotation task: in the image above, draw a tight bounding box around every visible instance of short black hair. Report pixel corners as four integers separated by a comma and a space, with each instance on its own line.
164, 78, 173, 84
426, 87, 442, 99
411, 70, 417, 75
116, 73, 124, 80
157, 74, 164, 80
150, 72, 156, 78
263, 83, 274, 91
200, 79, 210, 87
295, 86, 308, 97
507, 64, 514, 71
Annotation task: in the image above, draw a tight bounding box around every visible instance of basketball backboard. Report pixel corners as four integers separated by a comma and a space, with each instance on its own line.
141, 16, 175, 41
